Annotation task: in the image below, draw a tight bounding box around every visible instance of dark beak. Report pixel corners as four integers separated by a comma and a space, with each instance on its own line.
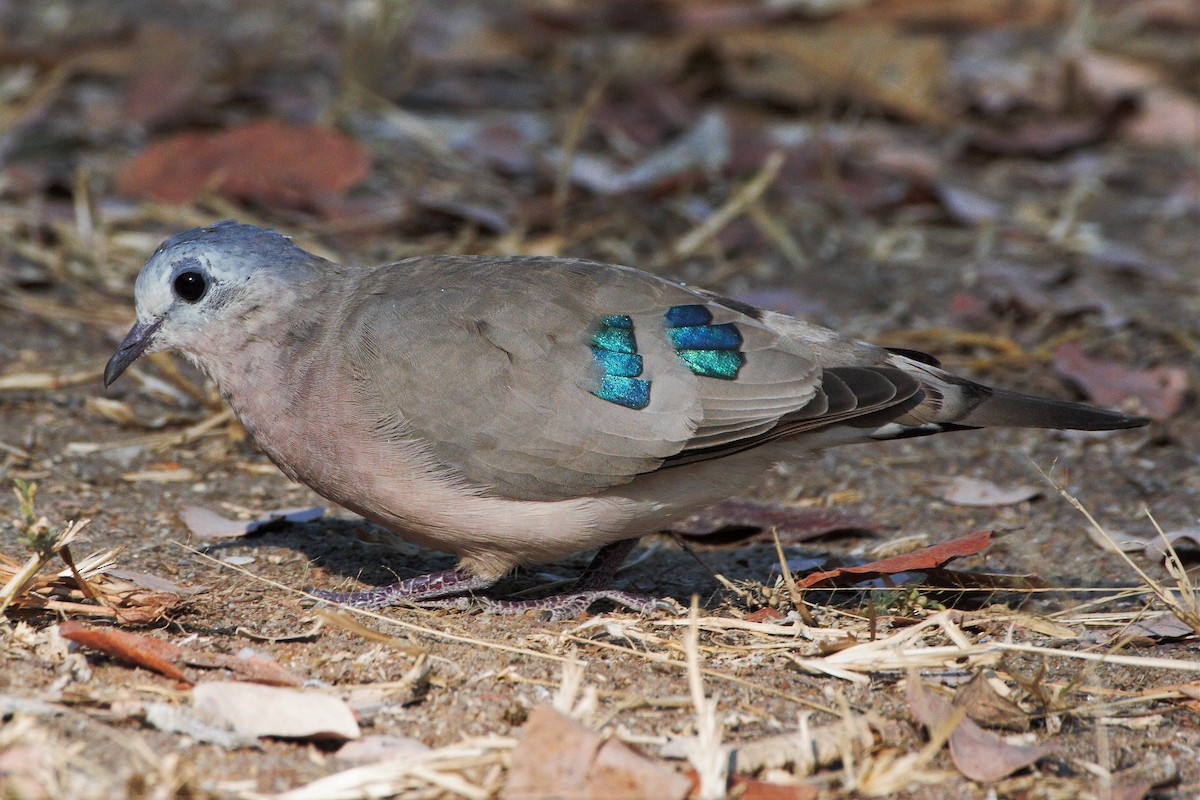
104, 318, 163, 387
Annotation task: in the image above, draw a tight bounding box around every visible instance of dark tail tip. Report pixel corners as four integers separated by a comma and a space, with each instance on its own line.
964, 388, 1150, 431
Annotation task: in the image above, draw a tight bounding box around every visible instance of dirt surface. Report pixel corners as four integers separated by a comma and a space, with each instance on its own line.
2, 2, 1199, 799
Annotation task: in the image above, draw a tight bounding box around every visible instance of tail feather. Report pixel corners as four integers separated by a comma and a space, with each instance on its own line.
956, 386, 1148, 431
882, 351, 1151, 433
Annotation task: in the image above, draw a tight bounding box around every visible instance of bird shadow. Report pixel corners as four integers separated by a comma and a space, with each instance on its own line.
197, 516, 831, 613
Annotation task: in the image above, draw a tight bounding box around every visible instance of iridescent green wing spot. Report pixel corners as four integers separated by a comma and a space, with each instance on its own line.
664, 304, 746, 379
590, 315, 650, 409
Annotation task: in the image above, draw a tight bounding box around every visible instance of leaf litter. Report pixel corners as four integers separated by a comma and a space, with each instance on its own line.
2, 1, 1199, 797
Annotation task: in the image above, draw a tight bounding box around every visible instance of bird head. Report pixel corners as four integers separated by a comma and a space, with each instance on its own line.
104, 221, 313, 386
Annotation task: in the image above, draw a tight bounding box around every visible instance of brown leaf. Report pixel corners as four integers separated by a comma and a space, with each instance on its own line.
717, 25, 950, 125
907, 677, 1050, 783
59, 619, 190, 683
953, 672, 1030, 732
111, 592, 186, 625
744, 607, 785, 624
116, 120, 370, 211
506, 705, 691, 800
797, 529, 992, 589
724, 773, 817, 800
182, 649, 305, 688
1052, 342, 1186, 421
671, 498, 881, 546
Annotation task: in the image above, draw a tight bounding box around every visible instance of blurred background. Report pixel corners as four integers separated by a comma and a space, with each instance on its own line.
2, 1, 1196, 329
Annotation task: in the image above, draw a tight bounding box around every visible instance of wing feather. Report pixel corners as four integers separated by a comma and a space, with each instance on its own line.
337, 256, 928, 500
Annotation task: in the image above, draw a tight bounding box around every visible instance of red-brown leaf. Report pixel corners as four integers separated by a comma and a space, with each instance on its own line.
116, 120, 370, 211
59, 620, 190, 683
797, 529, 992, 589
1052, 342, 1186, 421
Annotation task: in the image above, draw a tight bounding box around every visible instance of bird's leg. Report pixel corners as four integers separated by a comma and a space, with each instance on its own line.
307, 539, 660, 619
480, 538, 660, 621
306, 569, 495, 610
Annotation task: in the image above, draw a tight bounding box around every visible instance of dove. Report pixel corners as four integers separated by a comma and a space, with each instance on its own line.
105, 221, 1147, 619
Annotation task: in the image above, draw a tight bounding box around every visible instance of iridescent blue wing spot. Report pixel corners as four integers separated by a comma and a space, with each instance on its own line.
600, 314, 633, 329
593, 325, 637, 354
664, 305, 746, 380
590, 314, 650, 409
592, 349, 643, 378
596, 375, 651, 410
667, 323, 742, 350
664, 304, 713, 327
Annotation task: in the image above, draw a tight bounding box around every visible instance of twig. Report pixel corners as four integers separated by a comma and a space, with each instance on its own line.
673, 151, 785, 259
684, 597, 728, 800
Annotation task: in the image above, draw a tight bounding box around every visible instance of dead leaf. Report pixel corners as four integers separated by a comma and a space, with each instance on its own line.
797, 529, 993, 589
954, 672, 1030, 732
907, 677, 1050, 783
110, 593, 189, 625
192, 682, 360, 741
105, 568, 207, 596
1075, 51, 1200, 146
59, 619, 190, 683
670, 498, 881, 546
722, 773, 817, 800
336, 735, 432, 764
1143, 527, 1200, 561
59, 619, 305, 686
183, 649, 305, 688
505, 705, 690, 800
116, 120, 370, 211
717, 25, 950, 125
936, 477, 1040, 507
181, 505, 324, 541
0, 543, 191, 623
1123, 613, 1196, 643
1052, 342, 1186, 421
744, 608, 785, 624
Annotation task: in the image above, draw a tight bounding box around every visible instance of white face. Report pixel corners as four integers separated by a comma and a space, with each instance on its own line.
105, 221, 306, 386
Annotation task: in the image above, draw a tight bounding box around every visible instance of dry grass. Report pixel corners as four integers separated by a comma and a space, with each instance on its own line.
155, 493, 1197, 799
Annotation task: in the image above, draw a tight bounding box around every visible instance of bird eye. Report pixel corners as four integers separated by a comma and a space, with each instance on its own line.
173, 271, 208, 303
